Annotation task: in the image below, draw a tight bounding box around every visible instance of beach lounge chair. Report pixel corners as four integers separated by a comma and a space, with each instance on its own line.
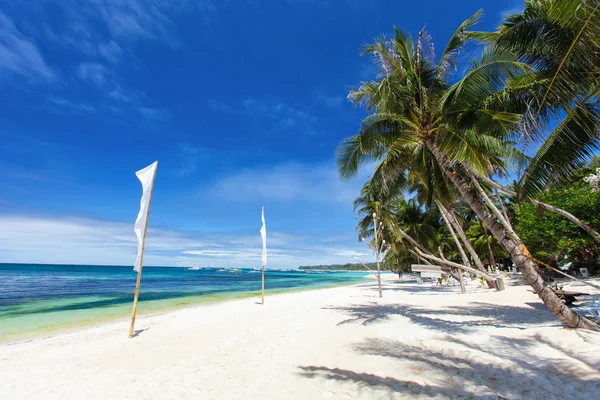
571, 296, 600, 322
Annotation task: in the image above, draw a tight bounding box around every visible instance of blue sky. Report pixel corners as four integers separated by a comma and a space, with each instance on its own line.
0, 0, 522, 268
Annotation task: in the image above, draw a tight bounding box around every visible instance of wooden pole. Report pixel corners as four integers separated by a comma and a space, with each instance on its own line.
261, 265, 265, 305
457, 268, 466, 294
128, 168, 157, 339
373, 213, 382, 298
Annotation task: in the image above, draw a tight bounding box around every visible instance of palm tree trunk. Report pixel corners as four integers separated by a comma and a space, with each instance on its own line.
435, 203, 467, 294
483, 225, 495, 271
480, 175, 600, 241
437, 201, 496, 289
436, 201, 471, 268
493, 186, 510, 223
426, 140, 598, 331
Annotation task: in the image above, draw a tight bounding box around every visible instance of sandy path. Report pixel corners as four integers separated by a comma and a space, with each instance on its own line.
1, 276, 599, 399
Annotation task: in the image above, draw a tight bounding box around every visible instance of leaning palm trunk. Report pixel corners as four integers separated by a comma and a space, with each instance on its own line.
427, 140, 598, 330
436, 201, 468, 293
436, 201, 471, 268
483, 226, 496, 270
437, 201, 496, 289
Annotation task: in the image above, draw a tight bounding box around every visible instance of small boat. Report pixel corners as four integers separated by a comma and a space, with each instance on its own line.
230, 268, 242, 274
188, 257, 201, 270
217, 269, 227, 273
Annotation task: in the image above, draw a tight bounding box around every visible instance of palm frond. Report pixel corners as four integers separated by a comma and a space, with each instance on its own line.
437, 9, 483, 79
518, 102, 600, 198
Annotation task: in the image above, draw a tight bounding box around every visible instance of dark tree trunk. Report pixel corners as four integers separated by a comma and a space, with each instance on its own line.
426, 140, 599, 331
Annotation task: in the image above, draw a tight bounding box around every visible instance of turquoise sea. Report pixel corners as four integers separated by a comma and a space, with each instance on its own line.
0, 263, 368, 341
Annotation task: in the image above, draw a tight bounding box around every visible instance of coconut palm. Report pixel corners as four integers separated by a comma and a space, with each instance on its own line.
474, 0, 600, 199
336, 12, 598, 329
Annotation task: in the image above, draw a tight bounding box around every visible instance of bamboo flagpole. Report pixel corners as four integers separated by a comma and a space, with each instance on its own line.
129, 161, 158, 338
260, 207, 267, 304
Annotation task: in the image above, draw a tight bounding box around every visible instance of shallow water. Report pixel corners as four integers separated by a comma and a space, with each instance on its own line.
0, 263, 368, 340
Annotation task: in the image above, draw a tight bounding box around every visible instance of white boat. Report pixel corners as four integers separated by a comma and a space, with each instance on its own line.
187, 257, 201, 270
230, 268, 242, 274
217, 269, 226, 273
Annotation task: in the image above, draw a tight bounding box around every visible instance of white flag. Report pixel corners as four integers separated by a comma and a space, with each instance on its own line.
134, 161, 158, 272
260, 207, 267, 266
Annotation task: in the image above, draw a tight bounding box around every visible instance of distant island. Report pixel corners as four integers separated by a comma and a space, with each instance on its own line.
299, 262, 386, 271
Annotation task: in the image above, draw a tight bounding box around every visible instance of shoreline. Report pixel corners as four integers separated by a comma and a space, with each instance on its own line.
0, 276, 369, 345
3, 276, 599, 399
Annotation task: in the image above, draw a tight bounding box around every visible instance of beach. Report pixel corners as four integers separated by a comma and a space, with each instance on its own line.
1, 275, 599, 399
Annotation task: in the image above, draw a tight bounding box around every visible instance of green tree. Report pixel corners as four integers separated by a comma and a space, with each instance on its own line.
475, 0, 600, 198
514, 169, 600, 272
336, 12, 598, 329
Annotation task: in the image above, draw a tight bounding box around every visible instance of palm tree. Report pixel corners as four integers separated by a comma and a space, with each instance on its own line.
474, 0, 600, 199
336, 12, 598, 330
394, 198, 441, 252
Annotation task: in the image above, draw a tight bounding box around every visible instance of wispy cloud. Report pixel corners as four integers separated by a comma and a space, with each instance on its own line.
315, 93, 344, 109
76, 62, 109, 86
98, 40, 123, 63
139, 107, 171, 122
208, 97, 318, 135
0, 11, 54, 81
87, 0, 216, 44
0, 214, 372, 268
208, 162, 373, 204
207, 100, 235, 113
175, 143, 212, 177
48, 96, 97, 115
246, 98, 318, 134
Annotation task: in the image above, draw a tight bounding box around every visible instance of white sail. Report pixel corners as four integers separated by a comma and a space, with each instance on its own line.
133, 161, 158, 272
260, 207, 267, 266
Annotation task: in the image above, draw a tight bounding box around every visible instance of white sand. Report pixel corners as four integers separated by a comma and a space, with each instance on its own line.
2, 275, 600, 399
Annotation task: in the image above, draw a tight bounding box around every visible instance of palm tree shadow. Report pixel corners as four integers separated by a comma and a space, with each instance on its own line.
324, 301, 559, 333
297, 366, 477, 398
299, 335, 599, 398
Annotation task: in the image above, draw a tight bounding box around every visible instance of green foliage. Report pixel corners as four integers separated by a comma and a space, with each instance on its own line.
514, 170, 600, 269
483, 0, 600, 199
465, 223, 506, 259
589, 156, 600, 171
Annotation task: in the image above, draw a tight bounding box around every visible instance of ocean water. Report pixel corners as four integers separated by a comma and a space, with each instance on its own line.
0, 264, 368, 341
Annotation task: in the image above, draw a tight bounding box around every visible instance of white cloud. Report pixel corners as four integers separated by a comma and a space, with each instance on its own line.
175, 143, 212, 177
76, 62, 109, 86
98, 40, 123, 63
0, 214, 373, 268
139, 107, 171, 122
208, 162, 373, 204
48, 96, 97, 115
0, 11, 54, 81
244, 98, 317, 134
315, 93, 343, 109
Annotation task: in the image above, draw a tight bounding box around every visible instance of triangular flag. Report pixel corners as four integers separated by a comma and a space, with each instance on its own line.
260, 207, 267, 266
134, 161, 158, 271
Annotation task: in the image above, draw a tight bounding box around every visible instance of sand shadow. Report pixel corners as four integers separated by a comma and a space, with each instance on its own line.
299, 335, 599, 398
297, 365, 477, 398
131, 328, 150, 338
323, 301, 558, 332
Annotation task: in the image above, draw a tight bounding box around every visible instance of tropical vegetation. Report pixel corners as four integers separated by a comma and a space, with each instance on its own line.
336, 0, 600, 330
